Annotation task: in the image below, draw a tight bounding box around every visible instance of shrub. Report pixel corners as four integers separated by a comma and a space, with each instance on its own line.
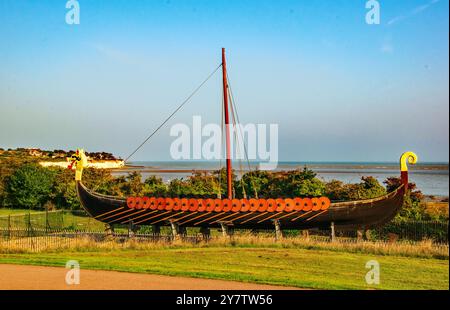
5, 163, 56, 209
143, 176, 168, 197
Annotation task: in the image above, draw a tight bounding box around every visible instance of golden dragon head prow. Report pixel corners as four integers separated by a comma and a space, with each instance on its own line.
67, 149, 88, 181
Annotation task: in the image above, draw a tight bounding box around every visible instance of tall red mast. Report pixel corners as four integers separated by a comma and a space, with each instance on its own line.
222, 48, 233, 199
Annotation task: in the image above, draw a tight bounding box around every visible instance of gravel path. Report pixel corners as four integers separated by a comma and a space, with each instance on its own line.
0, 264, 299, 290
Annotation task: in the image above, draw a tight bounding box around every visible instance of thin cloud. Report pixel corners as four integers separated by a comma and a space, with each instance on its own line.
380, 36, 394, 54
387, 0, 441, 26
380, 43, 394, 54
91, 43, 137, 65
387, 15, 406, 26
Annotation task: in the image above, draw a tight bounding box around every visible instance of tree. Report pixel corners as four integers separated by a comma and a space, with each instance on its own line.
384, 177, 426, 220
106, 172, 144, 197
143, 176, 168, 197
213, 168, 238, 198
356, 176, 386, 199
288, 166, 317, 182
324, 176, 386, 201
325, 180, 347, 201
0, 154, 39, 207
237, 170, 270, 198
52, 168, 79, 210
167, 179, 189, 197
5, 163, 56, 209
186, 172, 221, 197
292, 178, 325, 197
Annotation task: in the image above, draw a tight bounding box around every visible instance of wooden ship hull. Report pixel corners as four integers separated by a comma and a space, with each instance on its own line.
71, 48, 418, 233
76, 181, 407, 230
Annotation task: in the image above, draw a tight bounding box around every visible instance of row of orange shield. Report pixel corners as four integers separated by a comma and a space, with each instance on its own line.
126, 197, 331, 212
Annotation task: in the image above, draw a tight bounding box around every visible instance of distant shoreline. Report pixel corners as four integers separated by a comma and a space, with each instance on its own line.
40, 160, 125, 169
114, 167, 449, 174
121, 162, 449, 172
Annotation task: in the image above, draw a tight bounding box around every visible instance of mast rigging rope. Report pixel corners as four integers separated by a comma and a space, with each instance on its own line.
227, 75, 259, 198
124, 63, 222, 163
217, 84, 225, 198
228, 87, 247, 199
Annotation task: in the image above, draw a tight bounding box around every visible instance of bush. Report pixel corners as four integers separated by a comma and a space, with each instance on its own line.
5, 163, 56, 209
237, 167, 325, 198
384, 177, 431, 221
168, 172, 220, 198
143, 176, 168, 197
52, 168, 79, 210
324, 176, 386, 201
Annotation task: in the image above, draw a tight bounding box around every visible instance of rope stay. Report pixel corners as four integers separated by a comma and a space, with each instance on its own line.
217, 84, 225, 198
123, 59, 258, 199
124, 63, 222, 163
228, 87, 247, 199
226, 75, 259, 198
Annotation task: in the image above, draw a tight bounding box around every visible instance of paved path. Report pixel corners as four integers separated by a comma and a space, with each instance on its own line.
0, 264, 299, 290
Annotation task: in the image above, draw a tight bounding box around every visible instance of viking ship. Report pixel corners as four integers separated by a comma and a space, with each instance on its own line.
70, 48, 418, 233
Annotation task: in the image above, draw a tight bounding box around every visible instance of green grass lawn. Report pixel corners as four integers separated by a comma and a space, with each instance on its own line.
0, 247, 447, 290
0, 208, 43, 216
0, 208, 105, 230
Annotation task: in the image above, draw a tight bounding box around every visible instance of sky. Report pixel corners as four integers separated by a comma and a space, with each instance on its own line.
0, 0, 448, 162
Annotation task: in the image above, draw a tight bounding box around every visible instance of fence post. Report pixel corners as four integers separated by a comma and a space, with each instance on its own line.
7, 215, 11, 239
272, 219, 283, 241
105, 223, 114, 238
200, 227, 210, 240
301, 230, 309, 239
170, 220, 180, 240
357, 229, 363, 242
45, 208, 50, 233
26, 212, 31, 237
153, 225, 161, 236
128, 221, 135, 238
87, 216, 91, 231
330, 222, 336, 242
219, 222, 229, 238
